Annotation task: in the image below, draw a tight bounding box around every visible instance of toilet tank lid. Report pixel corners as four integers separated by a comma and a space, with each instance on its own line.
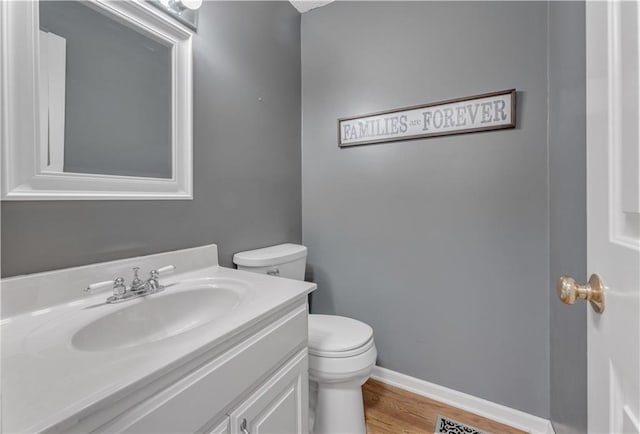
233, 243, 307, 267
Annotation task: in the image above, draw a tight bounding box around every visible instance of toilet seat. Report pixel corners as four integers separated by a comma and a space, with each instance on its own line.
308, 315, 377, 383
310, 336, 375, 358
308, 314, 373, 357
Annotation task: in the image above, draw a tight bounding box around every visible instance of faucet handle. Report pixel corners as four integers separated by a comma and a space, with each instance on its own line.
113, 277, 127, 297
85, 280, 114, 293
157, 265, 175, 275
150, 265, 175, 278
147, 265, 175, 292
85, 277, 126, 294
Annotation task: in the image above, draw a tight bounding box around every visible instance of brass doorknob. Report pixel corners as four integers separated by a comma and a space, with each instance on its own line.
557, 274, 605, 313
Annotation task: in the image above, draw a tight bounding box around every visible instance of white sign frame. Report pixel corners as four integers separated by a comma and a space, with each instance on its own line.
338, 89, 516, 147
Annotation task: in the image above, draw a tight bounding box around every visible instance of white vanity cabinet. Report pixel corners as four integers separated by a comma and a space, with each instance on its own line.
1, 245, 317, 434
73, 302, 309, 434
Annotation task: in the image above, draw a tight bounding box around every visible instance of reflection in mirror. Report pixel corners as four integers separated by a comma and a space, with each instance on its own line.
39, 1, 172, 179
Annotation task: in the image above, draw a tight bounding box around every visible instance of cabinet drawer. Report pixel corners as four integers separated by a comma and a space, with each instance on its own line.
229, 349, 308, 434
97, 304, 307, 433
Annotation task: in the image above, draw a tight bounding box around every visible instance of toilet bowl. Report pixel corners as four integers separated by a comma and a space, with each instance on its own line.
308, 314, 377, 434
233, 244, 377, 434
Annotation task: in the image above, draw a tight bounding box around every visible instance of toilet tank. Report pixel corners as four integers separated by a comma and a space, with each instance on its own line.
233, 244, 307, 281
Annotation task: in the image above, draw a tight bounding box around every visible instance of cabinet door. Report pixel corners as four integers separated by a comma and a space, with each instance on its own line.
230, 350, 308, 434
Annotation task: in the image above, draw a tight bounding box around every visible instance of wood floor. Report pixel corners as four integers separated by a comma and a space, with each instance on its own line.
362, 379, 527, 434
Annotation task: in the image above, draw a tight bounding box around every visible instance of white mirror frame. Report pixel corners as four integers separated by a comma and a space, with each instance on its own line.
0, 0, 193, 200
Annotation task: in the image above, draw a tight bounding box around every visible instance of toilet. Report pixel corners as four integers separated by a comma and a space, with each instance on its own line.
233, 244, 377, 434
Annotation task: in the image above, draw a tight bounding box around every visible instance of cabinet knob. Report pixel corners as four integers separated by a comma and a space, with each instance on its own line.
240, 419, 250, 434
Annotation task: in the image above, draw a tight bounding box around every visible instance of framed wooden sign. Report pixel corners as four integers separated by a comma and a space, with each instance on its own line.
338, 89, 516, 147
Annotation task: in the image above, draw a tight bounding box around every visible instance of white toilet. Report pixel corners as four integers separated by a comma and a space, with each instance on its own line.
233, 244, 377, 434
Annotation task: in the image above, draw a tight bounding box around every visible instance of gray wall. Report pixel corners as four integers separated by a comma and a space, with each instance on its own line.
548, 2, 587, 433
40, 1, 172, 178
302, 1, 551, 417
1, 1, 302, 277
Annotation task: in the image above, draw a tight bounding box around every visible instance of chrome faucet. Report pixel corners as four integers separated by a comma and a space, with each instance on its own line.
129, 267, 147, 293
84, 265, 175, 304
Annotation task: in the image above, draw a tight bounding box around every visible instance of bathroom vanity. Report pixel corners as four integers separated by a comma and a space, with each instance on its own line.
0, 245, 316, 433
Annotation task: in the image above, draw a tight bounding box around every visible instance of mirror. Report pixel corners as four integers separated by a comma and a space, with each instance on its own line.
1, 0, 193, 200
39, 1, 172, 179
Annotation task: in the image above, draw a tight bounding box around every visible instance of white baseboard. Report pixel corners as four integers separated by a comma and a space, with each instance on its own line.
371, 366, 555, 434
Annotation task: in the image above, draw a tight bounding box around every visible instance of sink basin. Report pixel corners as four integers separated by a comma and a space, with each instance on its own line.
72, 282, 245, 352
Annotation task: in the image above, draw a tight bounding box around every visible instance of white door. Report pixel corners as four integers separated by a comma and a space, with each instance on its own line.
586, 1, 640, 433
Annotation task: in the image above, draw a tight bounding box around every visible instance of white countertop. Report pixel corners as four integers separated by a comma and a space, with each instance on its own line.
1, 263, 316, 433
